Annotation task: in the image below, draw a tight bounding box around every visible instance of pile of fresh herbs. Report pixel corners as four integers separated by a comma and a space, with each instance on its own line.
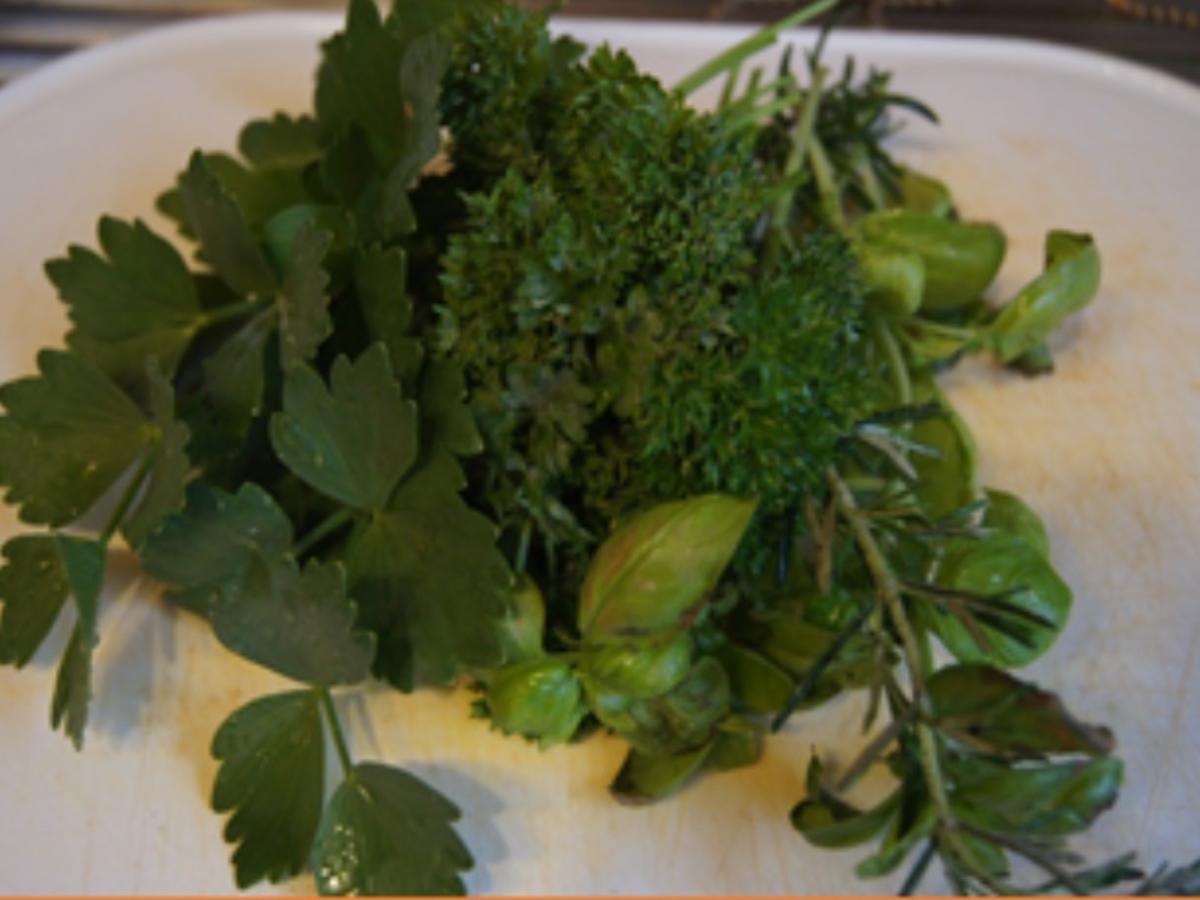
0, 0, 1196, 895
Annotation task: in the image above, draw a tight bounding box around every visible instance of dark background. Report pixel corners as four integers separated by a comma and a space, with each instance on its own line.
1, 0, 1198, 86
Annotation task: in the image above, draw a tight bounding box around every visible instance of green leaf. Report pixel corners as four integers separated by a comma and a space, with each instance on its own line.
0, 536, 69, 667
577, 495, 757, 640
418, 358, 483, 458
122, 360, 191, 548
856, 241, 924, 317
951, 756, 1123, 838
1007, 341, 1056, 376
910, 374, 977, 520
897, 318, 976, 370
51, 621, 95, 751
354, 246, 423, 387
486, 657, 586, 748
758, 614, 876, 705
316, 0, 446, 178
344, 452, 511, 685
705, 719, 762, 771
713, 642, 795, 715
928, 663, 1114, 757
263, 204, 354, 276
212, 558, 375, 687
141, 483, 294, 615
931, 533, 1070, 667
952, 831, 1010, 880
175, 152, 316, 235
54, 534, 105, 633
0, 350, 149, 526
311, 762, 472, 896
270, 344, 418, 512
896, 167, 955, 218
47, 534, 106, 749
610, 744, 712, 805
983, 488, 1050, 559
989, 231, 1101, 363
791, 762, 900, 850
203, 307, 277, 430
180, 151, 277, 297
498, 575, 545, 663
616, 656, 731, 757
315, 1, 449, 241
45, 216, 202, 385
211, 690, 325, 888
856, 209, 1006, 312
579, 633, 692, 700
238, 114, 322, 170
278, 223, 334, 369
855, 806, 937, 879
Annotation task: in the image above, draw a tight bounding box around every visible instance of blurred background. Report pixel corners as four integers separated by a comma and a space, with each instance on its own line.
1, 0, 1198, 88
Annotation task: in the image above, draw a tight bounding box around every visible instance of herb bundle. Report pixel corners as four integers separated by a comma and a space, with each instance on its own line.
0, 0, 1194, 895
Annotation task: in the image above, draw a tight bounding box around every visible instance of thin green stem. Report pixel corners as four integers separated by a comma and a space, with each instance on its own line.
717, 61, 742, 109
828, 467, 974, 854
515, 522, 532, 575
771, 600, 872, 732
100, 454, 155, 545
197, 298, 271, 330
319, 687, 355, 780
835, 712, 907, 792
674, 0, 840, 97
744, 67, 763, 98
871, 315, 912, 406
809, 136, 845, 229
773, 67, 825, 225
905, 317, 979, 341
724, 90, 806, 133
725, 72, 794, 114
762, 66, 827, 270
899, 839, 937, 896
855, 152, 888, 210
917, 722, 956, 826
294, 508, 356, 558
963, 824, 1088, 896
827, 468, 924, 701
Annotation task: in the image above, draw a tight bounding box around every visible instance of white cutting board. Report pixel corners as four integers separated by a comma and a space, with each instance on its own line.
0, 13, 1197, 895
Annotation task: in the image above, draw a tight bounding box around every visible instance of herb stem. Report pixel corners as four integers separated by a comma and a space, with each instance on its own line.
764, 66, 826, 269
318, 687, 355, 780
916, 722, 956, 826
295, 508, 356, 558
905, 318, 978, 341
674, 0, 839, 97
834, 713, 907, 792
100, 454, 155, 545
718, 61, 742, 109
871, 315, 912, 406
515, 522, 532, 575
827, 467, 924, 701
809, 136, 845, 229
771, 600, 872, 732
198, 298, 271, 330
780, 66, 825, 202
899, 839, 937, 896
828, 466, 971, 853
964, 824, 1089, 896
